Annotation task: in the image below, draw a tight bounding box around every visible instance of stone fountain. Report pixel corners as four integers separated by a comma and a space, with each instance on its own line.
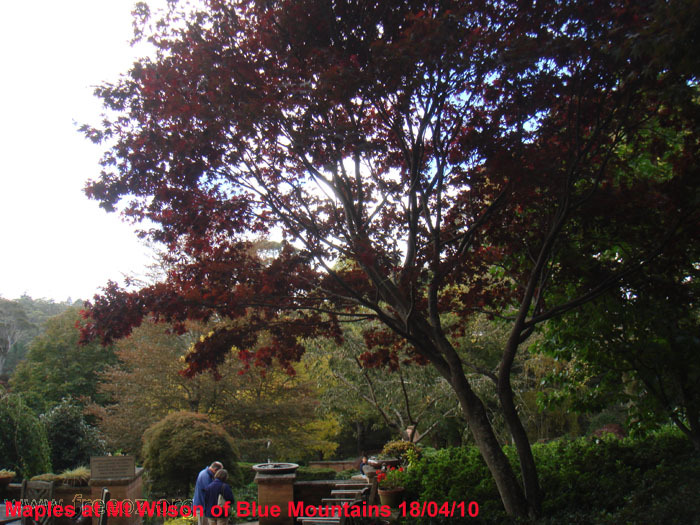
253, 463, 299, 525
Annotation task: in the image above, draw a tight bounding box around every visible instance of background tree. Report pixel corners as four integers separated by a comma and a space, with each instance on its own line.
0, 298, 33, 376
92, 319, 337, 461
534, 103, 700, 448
306, 323, 461, 444
142, 411, 241, 498
0, 392, 51, 477
11, 307, 117, 412
42, 398, 106, 472
304, 348, 394, 456
0, 296, 74, 376
452, 315, 583, 444
80, 0, 700, 517
538, 255, 700, 449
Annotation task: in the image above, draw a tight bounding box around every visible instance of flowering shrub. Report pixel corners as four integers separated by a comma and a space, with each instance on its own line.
377, 466, 406, 490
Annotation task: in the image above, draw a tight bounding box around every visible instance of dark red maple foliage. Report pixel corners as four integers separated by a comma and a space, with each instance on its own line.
80, 0, 699, 517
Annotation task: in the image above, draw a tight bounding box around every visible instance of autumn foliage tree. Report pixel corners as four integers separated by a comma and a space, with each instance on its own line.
91, 320, 338, 460
81, 0, 699, 517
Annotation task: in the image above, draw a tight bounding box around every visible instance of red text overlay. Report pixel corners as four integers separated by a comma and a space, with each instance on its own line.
4, 499, 479, 520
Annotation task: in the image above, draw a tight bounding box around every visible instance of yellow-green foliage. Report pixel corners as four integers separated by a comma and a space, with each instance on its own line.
30, 473, 61, 482
381, 440, 422, 465
164, 518, 196, 525
142, 411, 241, 498
59, 466, 90, 486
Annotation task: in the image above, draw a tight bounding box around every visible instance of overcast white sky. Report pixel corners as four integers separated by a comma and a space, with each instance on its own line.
0, 1, 162, 302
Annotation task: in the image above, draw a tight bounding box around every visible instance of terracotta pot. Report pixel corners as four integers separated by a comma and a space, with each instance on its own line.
378, 487, 404, 507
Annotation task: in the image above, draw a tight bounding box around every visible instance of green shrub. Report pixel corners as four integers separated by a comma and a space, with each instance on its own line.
534, 428, 700, 523
0, 393, 51, 477
142, 411, 241, 498
335, 468, 356, 480
296, 466, 336, 481
238, 462, 257, 485
233, 482, 257, 505
400, 426, 700, 524
402, 445, 504, 519
42, 398, 105, 471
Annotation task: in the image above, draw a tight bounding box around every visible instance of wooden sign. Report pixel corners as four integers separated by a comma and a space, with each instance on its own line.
91, 456, 135, 479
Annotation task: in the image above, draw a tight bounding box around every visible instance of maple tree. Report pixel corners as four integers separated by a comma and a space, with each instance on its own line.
81, 0, 699, 517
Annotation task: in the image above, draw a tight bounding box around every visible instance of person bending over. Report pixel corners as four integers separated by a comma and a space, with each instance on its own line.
204, 469, 235, 525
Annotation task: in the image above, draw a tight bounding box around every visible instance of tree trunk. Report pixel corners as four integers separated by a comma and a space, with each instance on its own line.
669, 408, 700, 453
411, 322, 531, 518
450, 371, 530, 517
499, 377, 542, 517
356, 421, 363, 456
691, 427, 700, 453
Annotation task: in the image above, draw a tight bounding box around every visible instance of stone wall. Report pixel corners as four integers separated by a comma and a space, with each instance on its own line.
307, 460, 358, 472
89, 467, 144, 525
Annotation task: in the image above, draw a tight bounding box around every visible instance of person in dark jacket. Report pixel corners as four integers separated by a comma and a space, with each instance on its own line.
193, 462, 223, 525
204, 469, 235, 525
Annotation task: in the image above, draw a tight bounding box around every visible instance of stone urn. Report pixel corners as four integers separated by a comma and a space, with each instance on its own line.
367, 456, 399, 469
252, 462, 299, 474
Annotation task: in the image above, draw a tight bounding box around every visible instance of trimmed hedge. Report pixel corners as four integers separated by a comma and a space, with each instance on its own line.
142, 411, 241, 498
335, 468, 357, 480
296, 466, 337, 481
238, 462, 257, 485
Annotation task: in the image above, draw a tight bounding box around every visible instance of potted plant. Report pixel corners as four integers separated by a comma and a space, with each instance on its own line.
0, 469, 15, 487
381, 440, 422, 466
57, 466, 91, 487
377, 466, 406, 507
